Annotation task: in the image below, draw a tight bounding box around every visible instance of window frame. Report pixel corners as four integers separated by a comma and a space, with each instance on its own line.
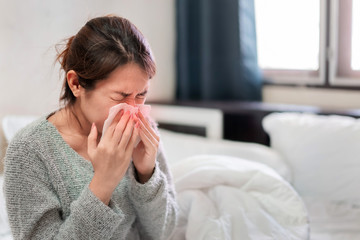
258, 0, 360, 88
258, 0, 327, 86
329, 0, 360, 86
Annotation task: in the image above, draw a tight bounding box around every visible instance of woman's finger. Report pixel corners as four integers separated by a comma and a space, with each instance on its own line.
137, 116, 159, 145
124, 122, 140, 157
118, 114, 136, 149
137, 111, 160, 141
103, 109, 124, 141
87, 123, 98, 158
138, 125, 157, 149
136, 115, 158, 149
112, 111, 132, 143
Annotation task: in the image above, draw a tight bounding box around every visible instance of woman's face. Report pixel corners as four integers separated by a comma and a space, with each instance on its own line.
77, 63, 150, 133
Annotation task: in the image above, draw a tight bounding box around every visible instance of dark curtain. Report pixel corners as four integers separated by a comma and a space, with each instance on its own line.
176, 0, 263, 101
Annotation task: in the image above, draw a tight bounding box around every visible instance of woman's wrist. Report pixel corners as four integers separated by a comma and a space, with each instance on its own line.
135, 166, 155, 184
89, 174, 116, 205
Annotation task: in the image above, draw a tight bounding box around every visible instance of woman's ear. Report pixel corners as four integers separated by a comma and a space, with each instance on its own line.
67, 70, 81, 98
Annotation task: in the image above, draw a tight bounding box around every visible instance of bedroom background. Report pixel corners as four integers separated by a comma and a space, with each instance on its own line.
1, 0, 360, 173
1, 0, 360, 122
1, 0, 360, 150
1, 0, 360, 239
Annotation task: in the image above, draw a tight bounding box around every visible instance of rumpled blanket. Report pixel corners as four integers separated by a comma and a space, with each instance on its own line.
169, 155, 309, 240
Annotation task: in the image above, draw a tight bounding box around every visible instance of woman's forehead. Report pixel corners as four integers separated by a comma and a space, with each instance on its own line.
96, 64, 150, 90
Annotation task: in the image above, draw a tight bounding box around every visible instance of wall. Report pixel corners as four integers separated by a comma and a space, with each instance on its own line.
0, 0, 176, 121
263, 85, 360, 109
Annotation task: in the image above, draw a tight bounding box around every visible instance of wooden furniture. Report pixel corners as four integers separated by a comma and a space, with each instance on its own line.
149, 100, 360, 145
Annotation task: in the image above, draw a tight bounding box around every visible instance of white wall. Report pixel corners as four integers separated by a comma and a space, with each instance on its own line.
0, 0, 175, 121
263, 85, 360, 109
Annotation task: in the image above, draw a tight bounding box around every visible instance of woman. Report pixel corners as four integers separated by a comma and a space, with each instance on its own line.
4, 16, 178, 239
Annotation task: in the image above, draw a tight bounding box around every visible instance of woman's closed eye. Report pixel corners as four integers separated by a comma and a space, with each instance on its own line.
110, 93, 129, 102
111, 90, 147, 102
136, 91, 147, 99
111, 97, 125, 102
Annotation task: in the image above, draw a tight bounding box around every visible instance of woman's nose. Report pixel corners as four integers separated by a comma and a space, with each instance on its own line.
125, 98, 136, 107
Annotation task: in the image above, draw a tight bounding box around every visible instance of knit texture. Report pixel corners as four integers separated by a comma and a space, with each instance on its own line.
4, 115, 177, 240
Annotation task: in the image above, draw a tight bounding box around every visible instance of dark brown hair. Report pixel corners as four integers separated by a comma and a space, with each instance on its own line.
56, 15, 156, 106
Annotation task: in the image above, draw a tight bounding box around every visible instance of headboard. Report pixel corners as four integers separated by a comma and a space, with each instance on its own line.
149, 100, 360, 145
150, 104, 223, 139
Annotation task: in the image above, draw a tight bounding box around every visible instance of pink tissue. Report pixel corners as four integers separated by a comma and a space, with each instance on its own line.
102, 103, 151, 137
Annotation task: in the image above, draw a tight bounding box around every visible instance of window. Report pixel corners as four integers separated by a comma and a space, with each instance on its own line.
351, 0, 360, 70
329, 0, 360, 85
255, 0, 360, 87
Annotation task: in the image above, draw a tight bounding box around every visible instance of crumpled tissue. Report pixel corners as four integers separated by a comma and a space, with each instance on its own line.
102, 103, 151, 138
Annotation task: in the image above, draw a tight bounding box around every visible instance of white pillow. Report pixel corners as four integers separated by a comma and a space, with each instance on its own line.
2, 115, 38, 143
0, 175, 12, 239
159, 128, 292, 182
263, 112, 360, 201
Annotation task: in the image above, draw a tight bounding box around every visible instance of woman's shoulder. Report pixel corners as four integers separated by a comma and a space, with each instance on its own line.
7, 115, 54, 152
4, 115, 56, 172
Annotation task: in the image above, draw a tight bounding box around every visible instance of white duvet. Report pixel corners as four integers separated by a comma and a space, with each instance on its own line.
169, 155, 309, 240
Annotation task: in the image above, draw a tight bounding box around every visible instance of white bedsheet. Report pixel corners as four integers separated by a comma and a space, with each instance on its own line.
159, 128, 292, 182
302, 197, 360, 240
169, 155, 309, 240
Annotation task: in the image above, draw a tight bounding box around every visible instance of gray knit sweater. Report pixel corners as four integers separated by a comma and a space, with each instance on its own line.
4, 116, 178, 240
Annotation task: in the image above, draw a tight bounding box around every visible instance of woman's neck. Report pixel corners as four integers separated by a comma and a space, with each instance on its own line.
65, 104, 91, 136
49, 104, 90, 138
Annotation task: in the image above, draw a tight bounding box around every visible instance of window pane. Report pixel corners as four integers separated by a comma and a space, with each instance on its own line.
352, 0, 360, 70
255, 0, 320, 71
334, 0, 360, 82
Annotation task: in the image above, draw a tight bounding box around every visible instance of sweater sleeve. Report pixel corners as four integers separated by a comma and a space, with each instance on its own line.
127, 141, 178, 240
4, 140, 125, 240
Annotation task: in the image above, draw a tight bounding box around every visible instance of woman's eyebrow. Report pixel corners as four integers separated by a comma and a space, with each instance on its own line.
113, 89, 148, 96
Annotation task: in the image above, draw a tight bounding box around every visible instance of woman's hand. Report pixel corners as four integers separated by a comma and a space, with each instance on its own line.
87, 110, 139, 205
132, 111, 160, 184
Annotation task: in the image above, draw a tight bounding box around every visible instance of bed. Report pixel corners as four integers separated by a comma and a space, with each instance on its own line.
6, 104, 359, 239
